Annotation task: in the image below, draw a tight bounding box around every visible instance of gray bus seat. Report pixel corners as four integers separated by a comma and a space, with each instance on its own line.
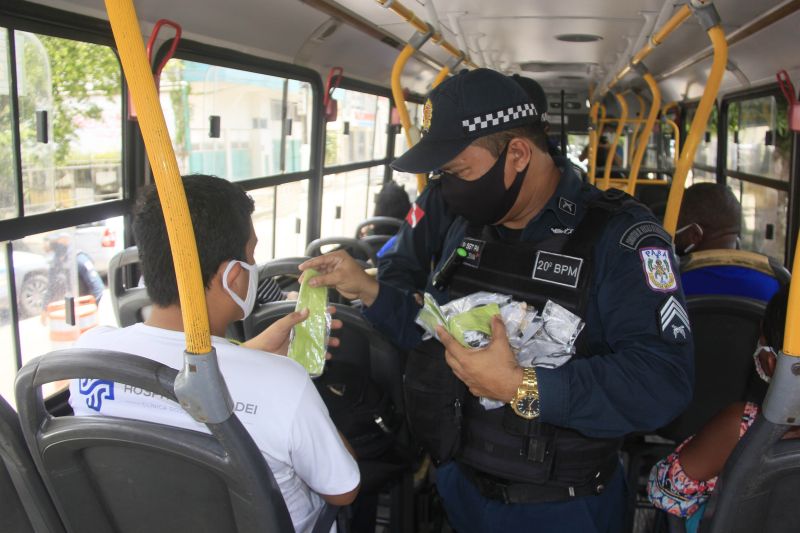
355, 217, 404, 238
13, 348, 336, 533
681, 248, 791, 286
699, 414, 800, 533
0, 395, 65, 533
108, 246, 151, 327
659, 295, 767, 443
257, 256, 309, 295
306, 237, 377, 266
244, 301, 414, 532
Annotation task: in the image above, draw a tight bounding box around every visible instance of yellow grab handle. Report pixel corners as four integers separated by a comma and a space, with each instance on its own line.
105, 0, 211, 355
626, 73, 661, 196
391, 43, 427, 193
785, 240, 800, 356
588, 102, 600, 185
600, 92, 628, 191
432, 65, 450, 88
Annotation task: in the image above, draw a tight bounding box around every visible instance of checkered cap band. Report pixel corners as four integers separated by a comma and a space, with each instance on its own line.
461, 103, 537, 133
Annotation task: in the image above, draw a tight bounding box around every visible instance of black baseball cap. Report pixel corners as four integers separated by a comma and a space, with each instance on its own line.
391, 68, 542, 174
511, 74, 549, 124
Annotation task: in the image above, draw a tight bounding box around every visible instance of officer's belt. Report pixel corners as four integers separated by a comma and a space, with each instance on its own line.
462, 457, 619, 504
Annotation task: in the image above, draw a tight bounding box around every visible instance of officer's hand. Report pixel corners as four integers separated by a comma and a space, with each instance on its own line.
438, 316, 523, 402
299, 251, 380, 306
242, 306, 342, 357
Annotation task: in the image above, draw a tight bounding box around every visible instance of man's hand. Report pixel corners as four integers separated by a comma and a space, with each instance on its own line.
299, 250, 379, 306
242, 306, 343, 357
437, 316, 523, 402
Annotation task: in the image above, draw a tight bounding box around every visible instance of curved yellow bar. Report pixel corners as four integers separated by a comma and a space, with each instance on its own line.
104, 0, 210, 354
663, 26, 727, 236
432, 65, 450, 88
626, 74, 661, 196
588, 102, 600, 185
600, 92, 628, 191
664, 118, 681, 167
390, 44, 427, 192
784, 239, 800, 356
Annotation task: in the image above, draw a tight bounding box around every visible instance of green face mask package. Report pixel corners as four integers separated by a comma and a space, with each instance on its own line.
447, 303, 500, 348
287, 268, 330, 377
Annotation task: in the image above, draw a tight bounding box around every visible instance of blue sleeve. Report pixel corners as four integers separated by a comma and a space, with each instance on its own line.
537, 212, 694, 438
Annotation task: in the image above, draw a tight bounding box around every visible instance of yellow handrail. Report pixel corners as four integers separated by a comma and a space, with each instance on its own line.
664, 118, 681, 167
626, 73, 661, 196
785, 235, 800, 356
390, 44, 427, 193
662, 26, 727, 236
600, 92, 628, 191
104, 0, 210, 355
432, 65, 450, 88
588, 102, 600, 185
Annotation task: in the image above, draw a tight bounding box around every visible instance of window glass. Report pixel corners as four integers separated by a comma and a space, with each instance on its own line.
372, 96, 390, 161
161, 60, 307, 179
726, 96, 790, 181
687, 168, 716, 186
727, 178, 787, 262
325, 88, 380, 166
274, 181, 308, 258
321, 166, 385, 239
285, 80, 313, 173
688, 105, 717, 167
0, 28, 18, 221
16, 32, 122, 214
566, 134, 589, 172
393, 102, 422, 158
0, 246, 17, 406
389, 171, 420, 205
249, 187, 276, 264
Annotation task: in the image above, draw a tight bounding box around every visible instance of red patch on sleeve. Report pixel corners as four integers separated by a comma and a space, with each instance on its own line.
405, 203, 425, 228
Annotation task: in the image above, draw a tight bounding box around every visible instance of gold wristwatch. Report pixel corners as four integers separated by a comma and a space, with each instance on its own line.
510, 367, 540, 419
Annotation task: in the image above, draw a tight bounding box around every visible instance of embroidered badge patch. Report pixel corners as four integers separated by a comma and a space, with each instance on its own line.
619, 221, 672, 250
422, 99, 433, 133
659, 296, 691, 344
558, 197, 576, 215
405, 203, 425, 228
640, 247, 677, 292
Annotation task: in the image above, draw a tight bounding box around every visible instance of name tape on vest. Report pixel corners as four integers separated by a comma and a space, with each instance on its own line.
531, 251, 583, 288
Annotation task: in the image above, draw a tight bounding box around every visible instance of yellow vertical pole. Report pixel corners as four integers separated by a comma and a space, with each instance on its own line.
627, 72, 661, 196
600, 92, 628, 191
432, 65, 450, 88
664, 118, 681, 167
588, 102, 600, 185
391, 43, 428, 193
104, 0, 210, 354
662, 26, 727, 236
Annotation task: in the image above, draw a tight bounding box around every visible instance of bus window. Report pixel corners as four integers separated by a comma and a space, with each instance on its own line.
372, 96, 391, 161
567, 134, 589, 172
15, 32, 122, 214
0, 28, 17, 221
393, 102, 422, 158
321, 166, 384, 238
325, 88, 382, 167
686, 105, 717, 185
160, 60, 307, 179
249, 187, 276, 264
727, 96, 791, 182
727, 179, 788, 262
274, 180, 308, 258
0, 247, 16, 406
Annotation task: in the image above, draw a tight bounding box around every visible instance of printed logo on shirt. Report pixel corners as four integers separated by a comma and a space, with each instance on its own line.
531, 251, 583, 288
405, 203, 425, 228
461, 237, 486, 268
640, 247, 677, 292
619, 221, 672, 250
79, 378, 115, 412
659, 296, 691, 344
558, 197, 577, 216
550, 227, 575, 235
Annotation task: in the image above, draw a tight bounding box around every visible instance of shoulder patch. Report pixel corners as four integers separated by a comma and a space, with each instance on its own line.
558, 197, 577, 215
640, 247, 678, 292
405, 203, 425, 228
658, 296, 691, 344
619, 221, 672, 250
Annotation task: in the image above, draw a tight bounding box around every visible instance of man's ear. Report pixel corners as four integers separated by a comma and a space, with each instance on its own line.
214, 260, 242, 291
508, 138, 532, 172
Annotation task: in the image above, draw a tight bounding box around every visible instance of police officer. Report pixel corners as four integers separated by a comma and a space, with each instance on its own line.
302, 69, 693, 532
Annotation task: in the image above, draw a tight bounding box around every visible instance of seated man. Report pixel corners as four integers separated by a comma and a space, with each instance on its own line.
675, 182, 779, 302
70, 174, 360, 532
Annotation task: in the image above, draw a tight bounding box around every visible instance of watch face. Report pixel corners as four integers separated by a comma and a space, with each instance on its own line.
515, 394, 540, 418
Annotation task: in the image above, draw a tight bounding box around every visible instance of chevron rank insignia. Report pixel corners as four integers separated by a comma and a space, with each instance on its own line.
659, 296, 691, 344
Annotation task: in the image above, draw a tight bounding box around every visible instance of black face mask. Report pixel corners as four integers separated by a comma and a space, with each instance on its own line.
440, 144, 528, 226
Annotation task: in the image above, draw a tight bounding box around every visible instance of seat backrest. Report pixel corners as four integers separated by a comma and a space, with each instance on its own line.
257, 256, 309, 294
108, 246, 152, 327
14, 349, 296, 533
658, 295, 767, 442
700, 415, 800, 533
306, 237, 377, 266
354, 216, 404, 239
681, 248, 791, 286
0, 395, 64, 533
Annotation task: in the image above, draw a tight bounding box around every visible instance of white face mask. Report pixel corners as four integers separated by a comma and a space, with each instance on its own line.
675, 223, 703, 255
222, 260, 259, 320
753, 340, 776, 383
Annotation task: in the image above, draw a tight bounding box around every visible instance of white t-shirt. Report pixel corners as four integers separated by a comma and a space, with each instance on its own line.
69, 323, 360, 533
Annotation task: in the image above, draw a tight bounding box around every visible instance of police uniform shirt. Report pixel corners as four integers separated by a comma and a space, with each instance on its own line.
365, 158, 694, 439
70, 323, 360, 533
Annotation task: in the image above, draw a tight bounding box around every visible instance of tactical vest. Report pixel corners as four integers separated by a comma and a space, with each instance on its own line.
446, 189, 637, 499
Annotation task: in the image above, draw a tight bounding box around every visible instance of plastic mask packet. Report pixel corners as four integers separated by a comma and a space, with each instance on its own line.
540, 300, 585, 345
287, 268, 330, 377
416, 293, 449, 339
447, 303, 500, 348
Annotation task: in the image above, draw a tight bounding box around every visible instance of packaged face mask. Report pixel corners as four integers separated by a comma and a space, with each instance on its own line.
287, 268, 330, 377
448, 303, 500, 348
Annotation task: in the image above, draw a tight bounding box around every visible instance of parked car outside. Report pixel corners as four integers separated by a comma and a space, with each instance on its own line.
0, 251, 50, 319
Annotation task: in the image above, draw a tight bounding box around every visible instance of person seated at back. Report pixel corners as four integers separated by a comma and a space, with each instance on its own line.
70, 174, 360, 532
675, 182, 779, 302
579, 134, 622, 173
362, 180, 411, 237
647, 285, 798, 531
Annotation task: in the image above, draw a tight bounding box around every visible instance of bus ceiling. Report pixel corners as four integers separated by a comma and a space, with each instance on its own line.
23, 0, 800, 102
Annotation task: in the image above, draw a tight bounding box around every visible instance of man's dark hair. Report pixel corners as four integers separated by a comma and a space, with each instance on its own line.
374, 181, 411, 220
764, 284, 789, 349
472, 122, 550, 156
133, 174, 255, 307
678, 183, 741, 232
